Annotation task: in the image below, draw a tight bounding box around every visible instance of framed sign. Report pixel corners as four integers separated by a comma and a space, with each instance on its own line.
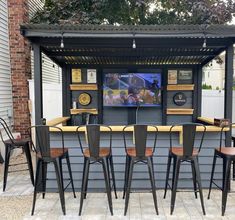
87, 69, 97, 83
178, 70, 192, 80
168, 70, 177, 84
72, 69, 82, 83
173, 92, 187, 106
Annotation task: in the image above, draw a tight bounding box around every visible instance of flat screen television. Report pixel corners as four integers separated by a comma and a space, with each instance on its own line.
103, 73, 161, 107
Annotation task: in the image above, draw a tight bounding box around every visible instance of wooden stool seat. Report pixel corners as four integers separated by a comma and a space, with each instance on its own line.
36, 148, 69, 159
84, 147, 110, 158
171, 147, 199, 156
126, 147, 153, 157
215, 147, 235, 156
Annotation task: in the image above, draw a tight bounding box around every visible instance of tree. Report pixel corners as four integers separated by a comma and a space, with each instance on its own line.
31, 0, 235, 25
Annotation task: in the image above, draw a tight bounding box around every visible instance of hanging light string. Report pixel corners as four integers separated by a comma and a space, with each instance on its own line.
60, 33, 64, 48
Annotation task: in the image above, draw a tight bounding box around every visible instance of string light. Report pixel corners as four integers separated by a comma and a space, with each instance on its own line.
202, 38, 207, 48
60, 33, 64, 48
132, 39, 136, 49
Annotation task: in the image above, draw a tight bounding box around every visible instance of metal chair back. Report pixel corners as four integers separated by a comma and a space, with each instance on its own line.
123, 124, 158, 157
31, 125, 64, 159
170, 123, 206, 157
219, 122, 235, 150
76, 124, 112, 158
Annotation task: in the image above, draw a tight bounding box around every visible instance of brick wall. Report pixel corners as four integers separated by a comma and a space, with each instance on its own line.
8, 0, 31, 138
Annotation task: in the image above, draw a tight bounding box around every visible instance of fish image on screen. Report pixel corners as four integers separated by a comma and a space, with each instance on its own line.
103, 73, 161, 107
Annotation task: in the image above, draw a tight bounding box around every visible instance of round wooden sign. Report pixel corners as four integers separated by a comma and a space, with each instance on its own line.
173, 92, 187, 106
78, 93, 91, 106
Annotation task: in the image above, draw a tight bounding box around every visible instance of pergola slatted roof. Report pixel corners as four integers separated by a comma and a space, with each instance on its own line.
21, 24, 235, 66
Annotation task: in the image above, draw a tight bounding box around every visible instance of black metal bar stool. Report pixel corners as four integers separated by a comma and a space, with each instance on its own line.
163, 123, 206, 215
76, 124, 117, 216
208, 123, 235, 216
0, 117, 34, 191
30, 125, 76, 215
122, 124, 159, 216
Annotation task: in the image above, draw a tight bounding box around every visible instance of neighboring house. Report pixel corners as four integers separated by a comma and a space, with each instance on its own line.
0, 0, 12, 126
203, 52, 235, 90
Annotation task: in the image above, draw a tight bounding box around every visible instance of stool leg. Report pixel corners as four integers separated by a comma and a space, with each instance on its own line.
66, 154, 76, 198
208, 151, 217, 199
59, 158, 64, 194
191, 160, 197, 199
24, 142, 34, 186
163, 153, 172, 199
41, 161, 47, 199
124, 158, 134, 216
102, 158, 113, 215
147, 157, 159, 215
31, 160, 41, 215
123, 155, 130, 199
79, 158, 89, 216
84, 157, 90, 200
53, 160, 66, 215
109, 155, 118, 199
3, 146, 11, 191
193, 157, 206, 215
222, 158, 231, 216
170, 157, 181, 215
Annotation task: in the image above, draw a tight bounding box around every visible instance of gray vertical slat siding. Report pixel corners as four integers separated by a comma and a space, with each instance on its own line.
46, 131, 223, 191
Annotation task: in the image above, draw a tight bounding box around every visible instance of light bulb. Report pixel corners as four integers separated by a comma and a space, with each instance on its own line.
202, 38, 207, 48
60, 38, 64, 48
132, 39, 136, 49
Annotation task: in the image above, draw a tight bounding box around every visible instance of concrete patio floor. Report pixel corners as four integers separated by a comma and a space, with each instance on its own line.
1, 154, 235, 220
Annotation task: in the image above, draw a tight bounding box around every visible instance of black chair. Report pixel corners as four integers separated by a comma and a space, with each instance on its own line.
163, 123, 206, 215
123, 124, 159, 215
0, 117, 34, 191
208, 123, 235, 216
30, 125, 76, 215
76, 124, 117, 216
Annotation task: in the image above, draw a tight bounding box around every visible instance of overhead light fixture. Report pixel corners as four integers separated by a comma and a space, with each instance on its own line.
202, 38, 207, 48
132, 39, 136, 49
60, 33, 64, 48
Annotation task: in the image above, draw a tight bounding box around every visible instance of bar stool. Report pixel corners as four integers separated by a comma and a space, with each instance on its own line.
122, 124, 159, 215
76, 124, 117, 216
208, 123, 235, 216
31, 125, 76, 215
163, 123, 206, 215
0, 117, 34, 191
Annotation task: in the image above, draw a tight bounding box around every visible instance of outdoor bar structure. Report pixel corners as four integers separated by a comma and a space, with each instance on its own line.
20, 24, 235, 190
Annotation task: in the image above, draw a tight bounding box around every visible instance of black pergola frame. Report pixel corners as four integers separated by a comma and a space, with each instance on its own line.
21, 24, 235, 144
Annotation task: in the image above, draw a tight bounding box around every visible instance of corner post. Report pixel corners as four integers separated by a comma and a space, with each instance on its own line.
224, 44, 234, 145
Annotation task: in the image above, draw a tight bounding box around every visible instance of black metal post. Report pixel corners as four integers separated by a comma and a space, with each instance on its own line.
224, 44, 234, 146
33, 44, 43, 125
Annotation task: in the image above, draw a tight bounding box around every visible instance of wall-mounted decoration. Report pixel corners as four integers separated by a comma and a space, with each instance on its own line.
87, 69, 97, 83
173, 92, 187, 106
178, 70, 192, 80
78, 92, 92, 106
168, 70, 177, 84
72, 69, 82, 83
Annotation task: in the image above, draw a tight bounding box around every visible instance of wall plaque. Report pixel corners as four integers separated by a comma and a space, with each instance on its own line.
72, 69, 82, 83
173, 92, 187, 106
78, 92, 91, 106
168, 70, 177, 84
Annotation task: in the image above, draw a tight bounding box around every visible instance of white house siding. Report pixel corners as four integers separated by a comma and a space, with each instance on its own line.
0, 0, 13, 126
28, 0, 44, 19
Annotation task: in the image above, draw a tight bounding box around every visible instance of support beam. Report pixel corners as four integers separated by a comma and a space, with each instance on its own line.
194, 65, 202, 120
224, 44, 234, 145
62, 66, 70, 117
33, 44, 43, 125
